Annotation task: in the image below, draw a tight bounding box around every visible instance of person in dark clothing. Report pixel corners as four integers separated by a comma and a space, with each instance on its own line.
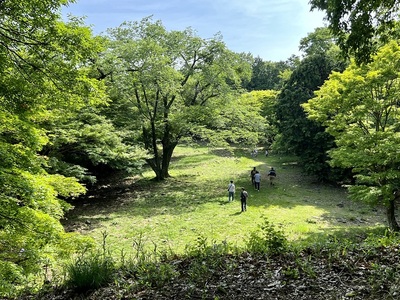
267, 167, 277, 185
250, 167, 257, 184
240, 187, 249, 212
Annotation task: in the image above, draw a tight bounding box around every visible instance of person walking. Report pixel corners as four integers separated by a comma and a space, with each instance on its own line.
254, 171, 261, 191
227, 180, 235, 202
267, 167, 277, 186
250, 167, 257, 184
240, 187, 248, 212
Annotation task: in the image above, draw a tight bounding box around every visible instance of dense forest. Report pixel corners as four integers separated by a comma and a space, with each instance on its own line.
2, 0, 400, 297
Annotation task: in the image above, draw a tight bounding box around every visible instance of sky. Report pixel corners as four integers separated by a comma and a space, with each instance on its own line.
62, 0, 327, 62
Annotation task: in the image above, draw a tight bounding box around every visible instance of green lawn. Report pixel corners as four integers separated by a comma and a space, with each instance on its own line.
64, 145, 386, 256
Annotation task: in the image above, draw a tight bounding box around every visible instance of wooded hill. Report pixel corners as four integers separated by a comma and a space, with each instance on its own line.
2, 0, 400, 297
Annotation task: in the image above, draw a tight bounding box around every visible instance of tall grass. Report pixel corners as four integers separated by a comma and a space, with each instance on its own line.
65, 232, 115, 291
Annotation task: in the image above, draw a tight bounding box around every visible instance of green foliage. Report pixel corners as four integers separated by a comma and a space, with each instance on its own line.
130, 261, 179, 288
245, 217, 288, 255
43, 108, 149, 181
65, 251, 115, 291
185, 235, 234, 259
310, 0, 400, 64
299, 27, 339, 57
303, 40, 400, 229
100, 17, 252, 180
364, 229, 400, 248
201, 91, 268, 148
274, 28, 348, 181
275, 52, 346, 181
0, 0, 120, 296
256, 90, 279, 147
0, 261, 25, 297
245, 56, 292, 91
184, 235, 235, 284
65, 232, 115, 291
116, 232, 179, 289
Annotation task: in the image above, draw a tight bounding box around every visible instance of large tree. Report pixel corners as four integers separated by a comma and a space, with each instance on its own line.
303, 41, 400, 231
99, 18, 252, 180
0, 0, 107, 293
275, 27, 347, 181
275, 54, 337, 179
250, 90, 279, 148
245, 57, 292, 91
310, 0, 400, 64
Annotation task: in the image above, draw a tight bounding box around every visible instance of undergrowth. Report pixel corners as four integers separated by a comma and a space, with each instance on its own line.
41, 219, 400, 299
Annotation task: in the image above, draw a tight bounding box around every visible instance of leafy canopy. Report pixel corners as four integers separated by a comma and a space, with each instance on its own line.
100, 17, 252, 180
310, 0, 400, 64
303, 40, 400, 229
0, 0, 106, 294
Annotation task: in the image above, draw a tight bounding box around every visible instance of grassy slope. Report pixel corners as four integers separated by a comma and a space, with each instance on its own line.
64, 145, 385, 256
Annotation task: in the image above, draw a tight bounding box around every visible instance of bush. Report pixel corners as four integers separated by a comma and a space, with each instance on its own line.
245, 217, 288, 255
118, 232, 178, 289
184, 235, 235, 284
131, 261, 179, 288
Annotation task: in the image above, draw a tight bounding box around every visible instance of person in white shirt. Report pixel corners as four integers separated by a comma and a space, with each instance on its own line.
227, 180, 235, 202
254, 171, 261, 191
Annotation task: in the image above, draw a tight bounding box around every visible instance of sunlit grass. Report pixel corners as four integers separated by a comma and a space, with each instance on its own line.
65, 145, 386, 256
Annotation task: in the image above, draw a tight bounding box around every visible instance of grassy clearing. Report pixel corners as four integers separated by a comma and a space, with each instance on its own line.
64, 145, 386, 256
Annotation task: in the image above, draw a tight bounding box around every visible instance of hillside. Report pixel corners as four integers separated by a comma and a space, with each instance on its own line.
14, 146, 400, 300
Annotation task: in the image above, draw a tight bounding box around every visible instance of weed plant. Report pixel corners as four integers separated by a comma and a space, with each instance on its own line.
118, 232, 179, 289
184, 235, 237, 284
65, 232, 115, 291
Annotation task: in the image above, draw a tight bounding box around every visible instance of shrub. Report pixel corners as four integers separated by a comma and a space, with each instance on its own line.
132, 261, 179, 288
245, 217, 288, 255
184, 235, 235, 284
119, 232, 178, 289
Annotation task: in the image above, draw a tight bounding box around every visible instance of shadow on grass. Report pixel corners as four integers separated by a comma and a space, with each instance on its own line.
63, 148, 386, 238
170, 152, 219, 170
230, 211, 243, 217
293, 225, 388, 247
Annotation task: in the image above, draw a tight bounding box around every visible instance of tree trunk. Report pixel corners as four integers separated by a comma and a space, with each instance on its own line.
143, 96, 179, 181
143, 123, 164, 181
147, 159, 163, 181
146, 141, 177, 181
386, 198, 400, 232
161, 140, 178, 179
144, 129, 178, 181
